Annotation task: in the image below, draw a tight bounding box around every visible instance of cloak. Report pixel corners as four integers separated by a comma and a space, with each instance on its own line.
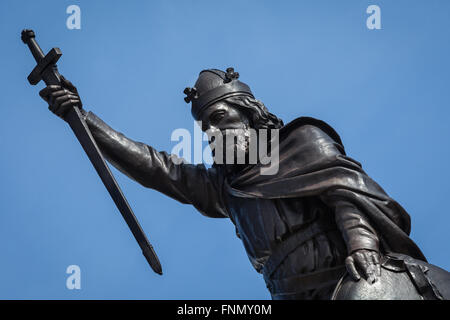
225, 117, 427, 262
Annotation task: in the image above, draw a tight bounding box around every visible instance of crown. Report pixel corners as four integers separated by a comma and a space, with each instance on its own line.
183, 67, 254, 119
183, 87, 198, 103
224, 67, 239, 83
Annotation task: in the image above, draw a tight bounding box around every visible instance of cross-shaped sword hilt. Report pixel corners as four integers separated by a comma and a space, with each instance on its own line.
21, 29, 62, 86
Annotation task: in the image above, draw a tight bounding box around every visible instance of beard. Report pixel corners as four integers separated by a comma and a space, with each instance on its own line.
208, 127, 253, 166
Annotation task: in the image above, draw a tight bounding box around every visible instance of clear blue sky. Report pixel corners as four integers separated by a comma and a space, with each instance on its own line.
0, 0, 449, 299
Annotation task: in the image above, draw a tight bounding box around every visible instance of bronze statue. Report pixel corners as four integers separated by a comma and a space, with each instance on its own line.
25, 30, 450, 300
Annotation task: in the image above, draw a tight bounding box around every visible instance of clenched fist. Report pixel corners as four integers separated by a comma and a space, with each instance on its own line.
39, 75, 83, 120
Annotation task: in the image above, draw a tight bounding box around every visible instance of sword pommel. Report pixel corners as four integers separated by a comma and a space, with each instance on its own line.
21, 29, 35, 43
21, 29, 45, 62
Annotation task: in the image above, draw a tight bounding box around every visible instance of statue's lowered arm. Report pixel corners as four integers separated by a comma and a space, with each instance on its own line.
321, 194, 381, 282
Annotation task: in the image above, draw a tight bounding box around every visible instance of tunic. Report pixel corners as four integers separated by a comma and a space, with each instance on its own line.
83, 111, 424, 299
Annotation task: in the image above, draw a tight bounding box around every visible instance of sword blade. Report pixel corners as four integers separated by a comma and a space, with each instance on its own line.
21, 29, 162, 275
65, 106, 162, 275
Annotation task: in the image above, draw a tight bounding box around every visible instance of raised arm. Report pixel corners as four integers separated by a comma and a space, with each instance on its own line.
84, 111, 228, 218
39, 78, 228, 219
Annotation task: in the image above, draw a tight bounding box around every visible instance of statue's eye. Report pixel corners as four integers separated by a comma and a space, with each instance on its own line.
210, 111, 225, 124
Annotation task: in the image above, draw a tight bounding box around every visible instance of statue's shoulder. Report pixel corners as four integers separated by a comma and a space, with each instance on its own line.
280, 116, 344, 147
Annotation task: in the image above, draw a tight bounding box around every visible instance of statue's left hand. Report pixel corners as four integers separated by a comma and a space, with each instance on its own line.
345, 249, 381, 284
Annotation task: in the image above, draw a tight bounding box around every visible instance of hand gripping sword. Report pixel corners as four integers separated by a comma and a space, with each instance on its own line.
21, 29, 162, 275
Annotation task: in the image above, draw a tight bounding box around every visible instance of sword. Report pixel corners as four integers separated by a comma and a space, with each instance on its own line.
21, 29, 162, 275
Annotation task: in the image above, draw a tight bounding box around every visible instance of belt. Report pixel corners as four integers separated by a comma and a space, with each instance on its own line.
268, 265, 347, 297
262, 220, 346, 296
262, 220, 339, 280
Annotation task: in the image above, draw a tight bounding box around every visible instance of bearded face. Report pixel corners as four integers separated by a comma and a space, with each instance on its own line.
199, 101, 253, 165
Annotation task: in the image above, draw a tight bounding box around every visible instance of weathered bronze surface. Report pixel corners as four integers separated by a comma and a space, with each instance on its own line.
29, 33, 450, 299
